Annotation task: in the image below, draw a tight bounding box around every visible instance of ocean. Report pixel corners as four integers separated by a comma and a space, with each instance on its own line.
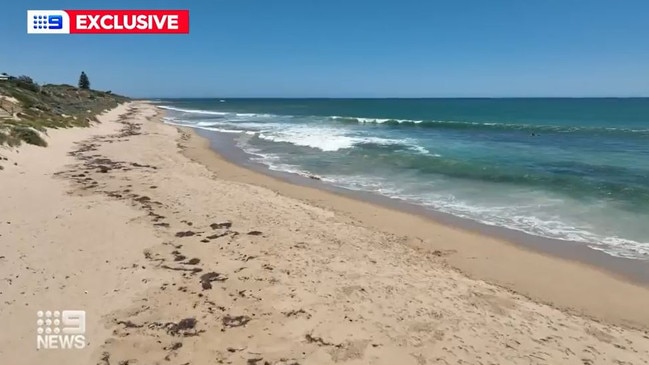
158, 98, 649, 260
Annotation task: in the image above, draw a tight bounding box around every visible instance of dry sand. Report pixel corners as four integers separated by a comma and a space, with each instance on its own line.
1, 101, 649, 365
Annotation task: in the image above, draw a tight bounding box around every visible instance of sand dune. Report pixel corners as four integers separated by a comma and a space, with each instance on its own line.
1, 102, 648, 365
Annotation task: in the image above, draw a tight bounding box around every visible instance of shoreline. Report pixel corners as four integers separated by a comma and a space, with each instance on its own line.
175, 120, 649, 329
190, 127, 649, 285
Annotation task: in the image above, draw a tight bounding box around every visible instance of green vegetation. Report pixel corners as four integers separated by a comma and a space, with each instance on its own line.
0, 73, 128, 147
78, 71, 90, 90
14, 75, 40, 93
8, 126, 47, 147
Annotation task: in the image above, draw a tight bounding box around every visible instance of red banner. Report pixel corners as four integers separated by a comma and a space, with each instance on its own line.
65, 10, 189, 34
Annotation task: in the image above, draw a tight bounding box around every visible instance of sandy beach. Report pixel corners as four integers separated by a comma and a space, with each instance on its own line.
2, 101, 649, 365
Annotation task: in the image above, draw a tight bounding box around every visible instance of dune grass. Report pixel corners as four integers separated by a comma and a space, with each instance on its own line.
0, 77, 128, 147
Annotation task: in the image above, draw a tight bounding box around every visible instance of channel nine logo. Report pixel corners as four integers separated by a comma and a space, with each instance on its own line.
36, 310, 86, 350
27, 10, 190, 34
28, 11, 68, 34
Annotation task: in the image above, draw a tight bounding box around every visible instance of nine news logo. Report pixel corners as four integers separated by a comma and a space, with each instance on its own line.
27, 10, 190, 34
28, 11, 70, 34
36, 310, 86, 350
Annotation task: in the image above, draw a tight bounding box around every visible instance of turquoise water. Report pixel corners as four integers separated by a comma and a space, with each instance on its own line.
158, 98, 649, 260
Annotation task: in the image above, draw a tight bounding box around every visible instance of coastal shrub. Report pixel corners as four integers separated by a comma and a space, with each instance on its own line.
13, 75, 40, 92
8, 89, 35, 109
10, 126, 47, 147
0, 128, 20, 147
17, 75, 34, 83
3, 119, 46, 132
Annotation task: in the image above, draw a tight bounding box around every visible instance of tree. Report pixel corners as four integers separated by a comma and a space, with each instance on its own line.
78, 71, 90, 90
13, 75, 39, 92
17, 75, 34, 84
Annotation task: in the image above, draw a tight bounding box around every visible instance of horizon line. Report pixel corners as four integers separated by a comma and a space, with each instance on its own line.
140, 96, 649, 100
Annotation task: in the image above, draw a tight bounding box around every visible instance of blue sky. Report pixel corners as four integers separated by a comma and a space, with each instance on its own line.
2, 1, 648, 97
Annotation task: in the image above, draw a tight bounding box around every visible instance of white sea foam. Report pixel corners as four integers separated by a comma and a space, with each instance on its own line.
232, 112, 274, 118
166, 116, 284, 134
163, 118, 256, 135
330, 116, 424, 124
256, 126, 430, 153
161, 116, 178, 123
158, 105, 274, 119
158, 105, 229, 115
242, 148, 311, 176
409, 145, 433, 155
258, 128, 359, 152
196, 121, 220, 127
204, 128, 250, 134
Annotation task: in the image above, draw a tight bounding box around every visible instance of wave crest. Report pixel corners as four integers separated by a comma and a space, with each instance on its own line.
330, 116, 649, 135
